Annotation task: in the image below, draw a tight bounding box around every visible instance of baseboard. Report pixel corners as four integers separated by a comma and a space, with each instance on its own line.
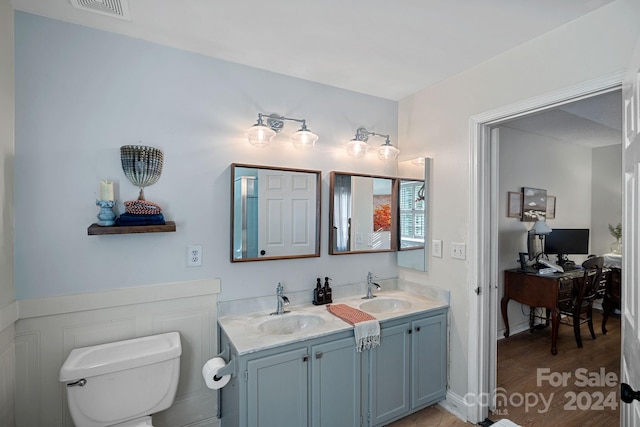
497, 320, 532, 340
441, 390, 469, 422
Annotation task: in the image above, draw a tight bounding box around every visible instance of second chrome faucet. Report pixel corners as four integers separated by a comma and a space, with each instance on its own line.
363, 272, 381, 299
271, 282, 290, 315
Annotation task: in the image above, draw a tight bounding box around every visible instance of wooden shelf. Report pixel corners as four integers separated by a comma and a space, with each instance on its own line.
88, 221, 176, 235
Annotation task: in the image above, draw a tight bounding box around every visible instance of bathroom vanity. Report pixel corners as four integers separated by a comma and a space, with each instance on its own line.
217, 287, 448, 427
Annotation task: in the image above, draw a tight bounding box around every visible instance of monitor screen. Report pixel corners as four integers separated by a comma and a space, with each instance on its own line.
544, 228, 590, 262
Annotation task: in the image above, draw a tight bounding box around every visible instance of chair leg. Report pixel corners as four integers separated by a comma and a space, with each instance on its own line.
573, 311, 583, 348
602, 296, 610, 335
587, 307, 596, 340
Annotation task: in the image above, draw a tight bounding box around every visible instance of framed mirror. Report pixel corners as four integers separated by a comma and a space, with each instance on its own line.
329, 172, 397, 254
398, 158, 431, 271
231, 164, 321, 262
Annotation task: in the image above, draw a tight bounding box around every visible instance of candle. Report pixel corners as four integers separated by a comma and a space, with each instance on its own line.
100, 180, 114, 201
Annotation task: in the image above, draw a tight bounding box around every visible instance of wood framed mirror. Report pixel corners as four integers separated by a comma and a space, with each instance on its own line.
329, 171, 397, 254
231, 164, 321, 262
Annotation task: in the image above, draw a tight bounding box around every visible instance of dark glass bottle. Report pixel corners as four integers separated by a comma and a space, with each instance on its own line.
313, 278, 324, 305
323, 277, 332, 304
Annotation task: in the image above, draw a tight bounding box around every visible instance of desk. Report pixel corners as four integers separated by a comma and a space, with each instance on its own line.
501, 268, 593, 355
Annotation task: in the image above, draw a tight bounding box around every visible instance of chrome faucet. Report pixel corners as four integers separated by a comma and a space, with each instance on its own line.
270, 282, 290, 315
362, 272, 381, 299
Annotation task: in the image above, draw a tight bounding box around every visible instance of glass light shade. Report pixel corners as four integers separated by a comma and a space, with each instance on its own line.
346, 139, 371, 158
532, 220, 552, 235
378, 143, 400, 161
291, 130, 318, 151
246, 124, 276, 147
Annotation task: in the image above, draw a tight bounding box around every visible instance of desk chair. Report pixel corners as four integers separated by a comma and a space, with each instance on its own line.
558, 256, 604, 348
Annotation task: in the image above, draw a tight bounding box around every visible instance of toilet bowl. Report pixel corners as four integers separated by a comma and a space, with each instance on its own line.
59, 332, 181, 427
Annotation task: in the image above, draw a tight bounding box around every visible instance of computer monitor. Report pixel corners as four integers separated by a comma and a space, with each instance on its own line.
544, 228, 590, 265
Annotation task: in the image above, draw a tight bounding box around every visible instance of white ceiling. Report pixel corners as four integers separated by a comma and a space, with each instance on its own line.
500, 90, 622, 148
12, 0, 615, 101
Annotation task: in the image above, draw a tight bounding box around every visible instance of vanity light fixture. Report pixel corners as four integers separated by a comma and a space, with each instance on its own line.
347, 127, 399, 160
246, 113, 318, 150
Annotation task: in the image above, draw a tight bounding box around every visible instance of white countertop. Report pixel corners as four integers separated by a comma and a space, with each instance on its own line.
218, 286, 449, 355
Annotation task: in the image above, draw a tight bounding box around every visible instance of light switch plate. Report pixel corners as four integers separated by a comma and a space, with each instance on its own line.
432, 240, 443, 258
451, 242, 466, 260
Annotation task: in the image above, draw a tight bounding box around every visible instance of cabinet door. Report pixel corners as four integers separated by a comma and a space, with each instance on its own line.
311, 336, 361, 427
411, 313, 447, 409
247, 347, 309, 427
369, 322, 411, 426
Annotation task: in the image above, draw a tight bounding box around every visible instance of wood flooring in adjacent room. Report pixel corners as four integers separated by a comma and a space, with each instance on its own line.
387, 310, 620, 427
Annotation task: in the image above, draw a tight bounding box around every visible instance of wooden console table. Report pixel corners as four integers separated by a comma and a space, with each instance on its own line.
501, 268, 590, 355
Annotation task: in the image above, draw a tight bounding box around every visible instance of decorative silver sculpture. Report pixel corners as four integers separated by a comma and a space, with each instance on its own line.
120, 145, 164, 200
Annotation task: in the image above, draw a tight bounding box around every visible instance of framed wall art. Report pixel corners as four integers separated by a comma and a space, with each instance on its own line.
522, 187, 547, 222
507, 191, 522, 218
546, 195, 556, 219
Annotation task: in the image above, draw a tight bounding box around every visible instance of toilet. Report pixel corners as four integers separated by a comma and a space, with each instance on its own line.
59, 331, 182, 427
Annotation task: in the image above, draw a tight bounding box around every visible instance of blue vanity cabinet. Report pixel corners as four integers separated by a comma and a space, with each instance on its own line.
219, 306, 447, 427
310, 336, 362, 427
219, 328, 362, 427
368, 307, 448, 427
246, 347, 309, 427
368, 322, 412, 426
411, 312, 447, 409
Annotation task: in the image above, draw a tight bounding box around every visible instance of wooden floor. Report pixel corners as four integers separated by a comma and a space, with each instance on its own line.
388, 310, 621, 427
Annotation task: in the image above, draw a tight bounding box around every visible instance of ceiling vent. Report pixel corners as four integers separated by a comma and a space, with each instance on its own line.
70, 0, 131, 20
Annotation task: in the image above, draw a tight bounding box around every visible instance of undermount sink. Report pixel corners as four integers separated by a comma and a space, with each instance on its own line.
246, 314, 325, 335
359, 298, 412, 313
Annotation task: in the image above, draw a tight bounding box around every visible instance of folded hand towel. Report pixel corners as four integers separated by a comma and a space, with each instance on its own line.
116, 213, 166, 226
327, 304, 380, 352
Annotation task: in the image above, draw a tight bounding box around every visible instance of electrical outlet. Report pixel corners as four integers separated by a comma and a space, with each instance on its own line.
432, 240, 443, 258
451, 242, 466, 260
187, 245, 202, 267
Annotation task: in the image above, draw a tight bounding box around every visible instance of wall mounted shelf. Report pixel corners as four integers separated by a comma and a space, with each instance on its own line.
87, 221, 176, 236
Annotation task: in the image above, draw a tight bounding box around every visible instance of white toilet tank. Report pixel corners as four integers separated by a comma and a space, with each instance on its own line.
59, 332, 181, 427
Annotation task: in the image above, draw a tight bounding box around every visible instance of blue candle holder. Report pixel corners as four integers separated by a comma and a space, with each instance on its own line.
96, 200, 116, 226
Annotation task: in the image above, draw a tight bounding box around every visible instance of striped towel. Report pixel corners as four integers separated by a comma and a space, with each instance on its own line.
327, 304, 380, 352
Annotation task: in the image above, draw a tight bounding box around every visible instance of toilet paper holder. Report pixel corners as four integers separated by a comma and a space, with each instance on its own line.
213, 345, 236, 379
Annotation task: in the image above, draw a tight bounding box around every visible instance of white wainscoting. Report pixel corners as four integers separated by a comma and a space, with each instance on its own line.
14, 278, 221, 427
0, 320, 16, 427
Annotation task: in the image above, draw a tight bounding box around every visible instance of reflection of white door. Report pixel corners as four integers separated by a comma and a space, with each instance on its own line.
257, 170, 316, 257
621, 35, 640, 424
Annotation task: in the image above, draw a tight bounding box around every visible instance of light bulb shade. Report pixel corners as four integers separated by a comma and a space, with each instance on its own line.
378, 143, 400, 161
346, 139, 371, 158
532, 220, 552, 235
246, 124, 276, 147
291, 129, 318, 151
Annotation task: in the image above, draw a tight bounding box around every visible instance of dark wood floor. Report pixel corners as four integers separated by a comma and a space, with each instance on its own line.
388, 310, 621, 427
493, 310, 621, 426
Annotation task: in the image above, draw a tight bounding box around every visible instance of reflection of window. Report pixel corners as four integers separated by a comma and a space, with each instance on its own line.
400, 182, 425, 246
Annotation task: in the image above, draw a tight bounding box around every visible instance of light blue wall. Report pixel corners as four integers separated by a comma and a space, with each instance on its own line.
14, 12, 399, 301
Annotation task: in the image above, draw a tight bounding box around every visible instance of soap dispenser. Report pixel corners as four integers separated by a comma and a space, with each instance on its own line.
323, 277, 333, 304
313, 278, 324, 305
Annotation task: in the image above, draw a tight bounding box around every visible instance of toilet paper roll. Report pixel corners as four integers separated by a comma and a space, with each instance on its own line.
202, 357, 230, 390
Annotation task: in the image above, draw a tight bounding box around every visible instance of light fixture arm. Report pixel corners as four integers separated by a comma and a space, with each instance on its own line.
257, 113, 310, 133
355, 127, 390, 143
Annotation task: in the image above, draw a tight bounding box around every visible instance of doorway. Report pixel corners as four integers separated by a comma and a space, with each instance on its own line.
491, 89, 622, 424
467, 72, 624, 424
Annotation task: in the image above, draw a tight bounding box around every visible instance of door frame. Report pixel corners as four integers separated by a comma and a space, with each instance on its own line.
466, 71, 624, 423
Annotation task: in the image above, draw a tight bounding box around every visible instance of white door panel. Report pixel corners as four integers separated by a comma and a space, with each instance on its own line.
621, 34, 640, 425
258, 169, 316, 257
